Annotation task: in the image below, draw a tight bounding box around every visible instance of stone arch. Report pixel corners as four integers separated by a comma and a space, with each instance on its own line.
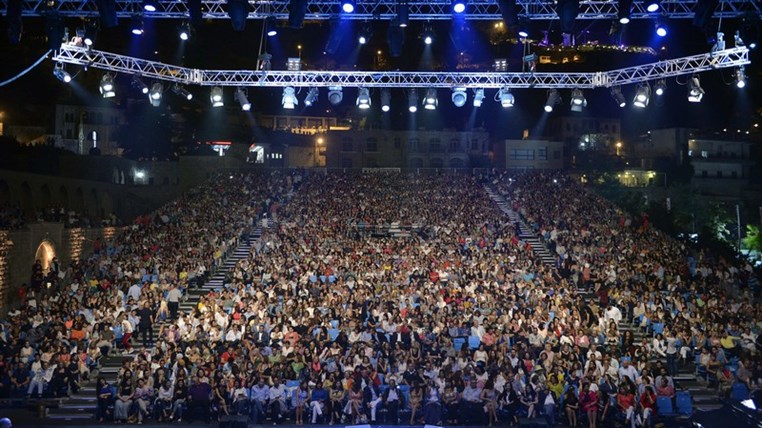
58, 185, 69, 210
100, 191, 113, 219
0, 180, 10, 206
34, 239, 57, 273
20, 182, 33, 217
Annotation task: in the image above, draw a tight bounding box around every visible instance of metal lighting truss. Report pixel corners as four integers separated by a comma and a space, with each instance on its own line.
52, 44, 749, 89
3, 0, 760, 20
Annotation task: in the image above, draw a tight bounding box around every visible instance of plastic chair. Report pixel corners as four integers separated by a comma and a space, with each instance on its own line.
656, 396, 674, 416
328, 329, 339, 341
468, 335, 481, 350
675, 391, 692, 415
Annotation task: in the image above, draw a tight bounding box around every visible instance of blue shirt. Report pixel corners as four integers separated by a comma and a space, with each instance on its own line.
251, 384, 270, 402
311, 388, 328, 402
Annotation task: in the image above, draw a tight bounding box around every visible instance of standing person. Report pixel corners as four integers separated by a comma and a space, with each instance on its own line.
120, 313, 134, 353
166, 284, 182, 320
578, 382, 598, 428
137, 302, 155, 348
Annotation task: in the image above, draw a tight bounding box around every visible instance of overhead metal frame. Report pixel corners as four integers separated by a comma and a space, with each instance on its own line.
2, 0, 761, 20
51, 44, 750, 89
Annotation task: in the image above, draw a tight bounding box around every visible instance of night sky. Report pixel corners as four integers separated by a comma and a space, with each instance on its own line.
0, 12, 759, 142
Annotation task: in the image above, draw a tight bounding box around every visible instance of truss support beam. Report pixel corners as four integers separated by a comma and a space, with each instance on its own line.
51, 44, 750, 89
2, 0, 760, 20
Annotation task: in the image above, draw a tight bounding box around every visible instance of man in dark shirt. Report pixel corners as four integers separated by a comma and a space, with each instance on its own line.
187, 376, 212, 422
11, 362, 31, 396
137, 302, 154, 347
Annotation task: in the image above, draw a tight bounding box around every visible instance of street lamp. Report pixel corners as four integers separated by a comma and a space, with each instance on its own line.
615, 141, 623, 156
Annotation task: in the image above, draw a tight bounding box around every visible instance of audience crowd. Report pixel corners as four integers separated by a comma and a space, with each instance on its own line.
0, 170, 760, 428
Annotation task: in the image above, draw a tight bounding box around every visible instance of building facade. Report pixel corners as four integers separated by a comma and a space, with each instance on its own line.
54, 104, 125, 155
325, 129, 490, 169
495, 139, 565, 170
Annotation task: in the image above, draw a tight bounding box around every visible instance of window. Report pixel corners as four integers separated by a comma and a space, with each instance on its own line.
408, 138, 420, 152
731, 171, 738, 178
701, 150, 708, 158
509, 149, 534, 160
537, 147, 548, 160
366, 138, 378, 152
702, 170, 708, 177
449, 139, 460, 152
65, 129, 72, 139
342, 138, 353, 152
688, 150, 693, 157
429, 138, 442, 153
341, 158, 353, 168
394, 137, 401, 149
716, 171, 723, 178
471, 139, 479, 150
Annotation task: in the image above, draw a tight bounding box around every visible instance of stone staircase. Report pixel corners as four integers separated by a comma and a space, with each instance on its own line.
46, 227, 262, 422
484, 184, 557, 266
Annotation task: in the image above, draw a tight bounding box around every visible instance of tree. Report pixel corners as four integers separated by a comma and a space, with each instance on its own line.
743, 225, 762, 252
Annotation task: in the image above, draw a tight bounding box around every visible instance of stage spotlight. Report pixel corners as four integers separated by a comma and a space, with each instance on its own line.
133, 76, 149, 94
397, 1, 409, 27
544, 89, 560, 112
328, 86, 343, 105
735, 67, 746, 88
451, 87, 467, 107
570, 88, 586, 112
282, 86, 298, 109
655, 20, 667, 37
423, 89, 438, 110
210, 86, 224, 107
172, 84, 193, 100
610, 86, 626, 107
341, 0, 355, 13
53, 64, 72, 83
498, 87, 514, 108
358, 25, 372, 45
131, 16, 144, 35
235, 88, 251, 111
99, 73, 116, 98
381, 89, 391, 112
149, 83, 163, 107
618, 0, 632, 24
179, 21, 191, 40
654, 79, 666, 96
517, 21, 529, 38
266, 16, 278, 36
227, 0, 248, 31
633, 84, 651, 108
473, 88, 485, 107
645, 0, 660, 13
288, 0, 307, 29
452, 0, 466, 14
143, 0, 157, 12
356, 87, 371, 109
408, 89, 418, 112
688, 75, 704, 103
422, 26, 434, 45
304, 87, 318, 106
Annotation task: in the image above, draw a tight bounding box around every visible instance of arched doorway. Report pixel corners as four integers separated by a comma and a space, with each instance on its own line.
38, 184, 52, 210
34, 240, 57, 273
58, 185, 69, 210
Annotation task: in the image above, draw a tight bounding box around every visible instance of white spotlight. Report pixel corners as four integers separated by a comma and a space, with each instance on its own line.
235, 88, 251, 111
99, 74, 116, 98
610, 86, 626, 108
328, 86, 343, 105
654, 79, 666, 96
498, 87, 514, 108
356, 87, 371, 109
735, 67, 747, 88
423, 88, 438, 110
172, 85, 192, 100
210, 86, 224, 107
282, 86, 298, 109
451, 87, 467, 107
149, 83, 163, 107
570, 89, 587, 112
688, 76, 704, 103
53, 65, 72, 83
304, 87, 318, 106
408, 89, 418, 113
473, 88, 485, 107
632, 84, 651, 108
381, 88, 391, 112
544, 89, 560, 113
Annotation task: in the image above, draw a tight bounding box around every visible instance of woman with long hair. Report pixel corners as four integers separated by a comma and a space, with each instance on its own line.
113, 370, 133, 423
480, 379, 498, 426
578, 382, 598, 428
563, 386, 579, 427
